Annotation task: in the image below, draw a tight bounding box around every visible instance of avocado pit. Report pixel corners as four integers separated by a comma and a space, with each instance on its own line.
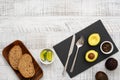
88, 53, 95, 59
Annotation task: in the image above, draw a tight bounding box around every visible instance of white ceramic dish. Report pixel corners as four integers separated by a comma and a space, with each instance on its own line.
39, 49, 55, 65
100, 41, 114, 54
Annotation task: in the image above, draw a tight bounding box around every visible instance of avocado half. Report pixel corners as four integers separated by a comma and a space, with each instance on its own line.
88, 33, 100, 46
85, 50, 98, 62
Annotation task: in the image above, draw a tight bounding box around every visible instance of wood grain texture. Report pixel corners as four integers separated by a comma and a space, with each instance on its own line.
0, 0, 120, 79
0, 0, 119, 16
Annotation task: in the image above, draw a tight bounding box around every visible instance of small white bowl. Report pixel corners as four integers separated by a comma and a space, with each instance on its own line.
39, 49, 55, 65
100, 41, 114, 54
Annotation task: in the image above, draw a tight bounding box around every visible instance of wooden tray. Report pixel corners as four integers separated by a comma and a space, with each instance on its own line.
2, 40, 43, 80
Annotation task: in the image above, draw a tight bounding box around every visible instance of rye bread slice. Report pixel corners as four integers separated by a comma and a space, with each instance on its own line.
9, 45, 22, 70
18, 54, 35, 78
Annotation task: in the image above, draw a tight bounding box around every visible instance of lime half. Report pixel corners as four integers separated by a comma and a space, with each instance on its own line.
46, 51, 53, 62
40, 50, 47, 61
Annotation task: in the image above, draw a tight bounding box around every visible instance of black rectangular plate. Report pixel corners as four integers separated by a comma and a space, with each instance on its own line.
53, 20, 119, 78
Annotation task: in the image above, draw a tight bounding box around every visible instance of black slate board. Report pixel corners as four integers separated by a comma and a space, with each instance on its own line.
53, 20, 119, 78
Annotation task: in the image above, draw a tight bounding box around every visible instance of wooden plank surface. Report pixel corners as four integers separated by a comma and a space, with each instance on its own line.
0, 0, 120, 80
0, 17, 120, 80
0, 0, 120, 16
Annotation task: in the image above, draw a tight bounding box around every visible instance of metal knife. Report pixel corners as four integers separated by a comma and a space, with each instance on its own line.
62, 34, 75, 76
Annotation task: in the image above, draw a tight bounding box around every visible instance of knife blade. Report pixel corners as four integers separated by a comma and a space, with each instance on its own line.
62, 34, 75, 76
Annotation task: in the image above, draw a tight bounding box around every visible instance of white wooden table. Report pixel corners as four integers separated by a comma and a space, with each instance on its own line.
0, 0, 120, 16
0, 17, 120, 80
0, 0, 120, 80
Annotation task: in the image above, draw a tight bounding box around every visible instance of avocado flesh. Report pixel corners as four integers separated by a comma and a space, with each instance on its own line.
85, 50, 98, 62
88, 33, 100, 46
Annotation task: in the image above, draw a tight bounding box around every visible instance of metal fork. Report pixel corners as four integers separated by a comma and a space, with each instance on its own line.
70, 36, 84, 72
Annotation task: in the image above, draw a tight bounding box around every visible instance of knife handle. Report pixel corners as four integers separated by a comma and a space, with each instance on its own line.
70, 48, 79, 72
62, 55, 71, 76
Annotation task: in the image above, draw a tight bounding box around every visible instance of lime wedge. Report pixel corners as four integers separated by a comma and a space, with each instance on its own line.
40, 50, 47, 61
46, 51, 53, 62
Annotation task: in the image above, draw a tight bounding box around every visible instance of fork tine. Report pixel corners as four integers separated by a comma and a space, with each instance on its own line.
81, 36, 84, 44
77, 36, 84, 44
